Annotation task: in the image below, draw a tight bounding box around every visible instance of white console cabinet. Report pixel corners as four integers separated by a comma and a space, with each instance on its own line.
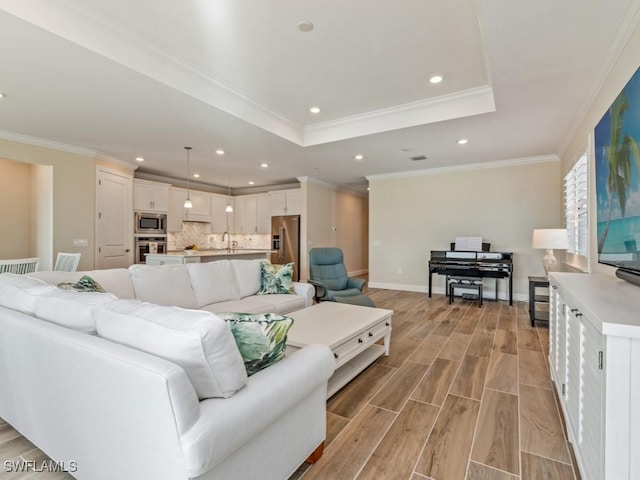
548, 272, 640, 480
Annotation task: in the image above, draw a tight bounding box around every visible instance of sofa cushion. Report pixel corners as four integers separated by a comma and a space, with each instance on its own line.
216, 312, 294, 376
0, 274, 56, 314
129, 264, 197, 309
187, 260, 241, 308
199, 297, 275, 315
243, 294, 306, 314
35, 289, 118, 334
258, 262, 295, 295
28, 269, 136, 299
95, 299, 247, 399
230, 259, 263, 298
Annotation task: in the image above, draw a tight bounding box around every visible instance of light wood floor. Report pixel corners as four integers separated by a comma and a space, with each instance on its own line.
291, 288, 582, 480
0, 289, 580, 480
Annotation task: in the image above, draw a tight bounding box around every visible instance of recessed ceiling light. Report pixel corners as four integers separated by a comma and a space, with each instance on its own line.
0, 93, 6, 98
367, 187, 370, 191
429, 75, 443, 84
354, 155, 364, 161
298, 21, 314, 32
309, 106, 321, 114
135, 157, 144, 162
248, 181, 255, 185
193, 173, 200, 178
260, 163, 269, 168
457, 139, 468, 145
216, 149, 225, 155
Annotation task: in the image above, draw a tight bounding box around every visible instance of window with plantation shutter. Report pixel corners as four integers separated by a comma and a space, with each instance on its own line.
565, 153, 588, 267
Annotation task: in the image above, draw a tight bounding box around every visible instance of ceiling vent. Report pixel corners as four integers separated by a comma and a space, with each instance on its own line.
409, 155, 427, 161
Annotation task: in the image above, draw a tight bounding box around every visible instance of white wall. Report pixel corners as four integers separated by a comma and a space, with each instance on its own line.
0, 158, 31, 259
30, 164, 53, 270
300, 178, 368, 280
560, 19, 640, 278
368, 159, 563, 301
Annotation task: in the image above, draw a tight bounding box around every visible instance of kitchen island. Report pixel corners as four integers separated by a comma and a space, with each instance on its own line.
145, 249, 274, 265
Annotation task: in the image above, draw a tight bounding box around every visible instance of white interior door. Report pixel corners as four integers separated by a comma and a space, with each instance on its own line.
96, 167, 133, 269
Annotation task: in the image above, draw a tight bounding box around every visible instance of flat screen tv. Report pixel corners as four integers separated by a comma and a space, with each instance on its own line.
595, 66, 640, 284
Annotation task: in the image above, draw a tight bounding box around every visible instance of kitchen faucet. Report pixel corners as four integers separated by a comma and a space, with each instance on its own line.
222, 231, 231, 252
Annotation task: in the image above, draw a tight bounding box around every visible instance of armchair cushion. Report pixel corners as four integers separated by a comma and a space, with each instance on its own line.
309, 248, 366, 301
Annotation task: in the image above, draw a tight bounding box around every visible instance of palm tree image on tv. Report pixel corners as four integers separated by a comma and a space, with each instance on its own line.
597, 91, 640, 254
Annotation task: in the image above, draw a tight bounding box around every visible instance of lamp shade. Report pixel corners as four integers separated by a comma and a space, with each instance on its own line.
532, 229, 569, 249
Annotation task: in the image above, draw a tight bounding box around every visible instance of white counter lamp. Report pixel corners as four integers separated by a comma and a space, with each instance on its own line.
532, 228, 569, 276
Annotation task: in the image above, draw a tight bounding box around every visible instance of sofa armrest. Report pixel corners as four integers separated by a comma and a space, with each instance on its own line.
180, 344, 334, 477
347, 277, 366, 291
293, 281, 315, 307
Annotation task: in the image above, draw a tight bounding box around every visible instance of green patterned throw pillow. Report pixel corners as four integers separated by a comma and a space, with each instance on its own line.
218, 312, 294, 376
258, 262, 295, 295
58, 275, 106, 293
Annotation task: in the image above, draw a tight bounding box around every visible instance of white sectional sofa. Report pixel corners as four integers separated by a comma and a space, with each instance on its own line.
0, 261, 334, 480
29, 258, 314, 316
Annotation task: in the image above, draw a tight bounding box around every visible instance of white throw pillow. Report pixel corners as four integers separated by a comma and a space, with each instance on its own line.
187, 260, 241, 308
35, 289, 118, 334
129, 264, 197, 308
229, 259, 264, 298
95, 299, 247, 399
0, 274, 56, 314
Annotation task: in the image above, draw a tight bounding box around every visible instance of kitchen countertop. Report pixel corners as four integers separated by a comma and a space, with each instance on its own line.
159, 249, 275, 257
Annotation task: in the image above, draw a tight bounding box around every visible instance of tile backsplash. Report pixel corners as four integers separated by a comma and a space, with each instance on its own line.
167, 222, 270, 251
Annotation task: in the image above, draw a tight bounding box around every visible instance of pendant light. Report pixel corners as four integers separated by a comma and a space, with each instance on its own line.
225, 180, 233, 213
184, 146, 193, 209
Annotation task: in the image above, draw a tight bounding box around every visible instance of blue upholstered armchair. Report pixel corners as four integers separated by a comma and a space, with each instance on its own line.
308, 248, 366, 302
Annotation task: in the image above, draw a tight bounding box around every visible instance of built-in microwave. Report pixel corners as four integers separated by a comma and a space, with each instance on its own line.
135, 212, 167, 235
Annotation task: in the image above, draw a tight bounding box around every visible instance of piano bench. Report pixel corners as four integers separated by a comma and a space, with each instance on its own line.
449, 279, 483, 307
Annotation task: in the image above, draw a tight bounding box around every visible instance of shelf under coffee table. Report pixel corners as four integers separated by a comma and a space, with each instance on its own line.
287, 302, 393, 398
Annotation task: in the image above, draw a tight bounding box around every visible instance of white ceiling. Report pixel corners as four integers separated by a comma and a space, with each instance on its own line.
0, 0, 638, 194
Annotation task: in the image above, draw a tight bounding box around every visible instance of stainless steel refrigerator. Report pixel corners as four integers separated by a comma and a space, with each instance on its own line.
270, 215, 300, 281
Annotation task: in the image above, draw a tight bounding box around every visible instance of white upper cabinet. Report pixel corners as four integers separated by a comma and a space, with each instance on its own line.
234, 194, 271, 233
168, 187, 213, 229
210, 194, 233, 233
133, 179, 170, 213
271, 189, 301, 216
256, 195, 271, 233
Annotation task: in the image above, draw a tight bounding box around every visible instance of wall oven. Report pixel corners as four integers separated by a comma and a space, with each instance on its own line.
135, 237, 167, 264
135, 212, 167, 235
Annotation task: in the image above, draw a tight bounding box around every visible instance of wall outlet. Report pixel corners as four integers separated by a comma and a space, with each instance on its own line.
373, 240, 382, 247
397, 267, 403, 274
73, 239, 89, 247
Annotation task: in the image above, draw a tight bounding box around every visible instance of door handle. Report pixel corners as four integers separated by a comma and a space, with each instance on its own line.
279, 226, 285, 259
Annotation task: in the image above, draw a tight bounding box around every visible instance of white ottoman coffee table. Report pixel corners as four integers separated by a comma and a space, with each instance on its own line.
287, 302, 393, 397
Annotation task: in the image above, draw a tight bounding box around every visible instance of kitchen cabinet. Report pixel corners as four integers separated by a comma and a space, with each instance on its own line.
210, 194, 233, 233
270, 189, 301, 216
168, 187, 212, 229
548, 272, 640, 480
234, 194, 271, 233
133, 179, 169, 213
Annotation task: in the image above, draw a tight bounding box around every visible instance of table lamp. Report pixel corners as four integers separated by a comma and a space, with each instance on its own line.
532, 229, 569, 276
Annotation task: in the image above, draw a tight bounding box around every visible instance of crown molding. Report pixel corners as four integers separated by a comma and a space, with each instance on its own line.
0, 129, 138, 169
302, 86, 496, 146
0, 129, 97, 157
2, 1, 498, 148
297, 176, 337, 189
366, 154, 559, 181
1, 0, 305, 145
557, 0, 640, 159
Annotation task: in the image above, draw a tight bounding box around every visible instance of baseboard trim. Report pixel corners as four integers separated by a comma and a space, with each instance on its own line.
349, 269, 368, 277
